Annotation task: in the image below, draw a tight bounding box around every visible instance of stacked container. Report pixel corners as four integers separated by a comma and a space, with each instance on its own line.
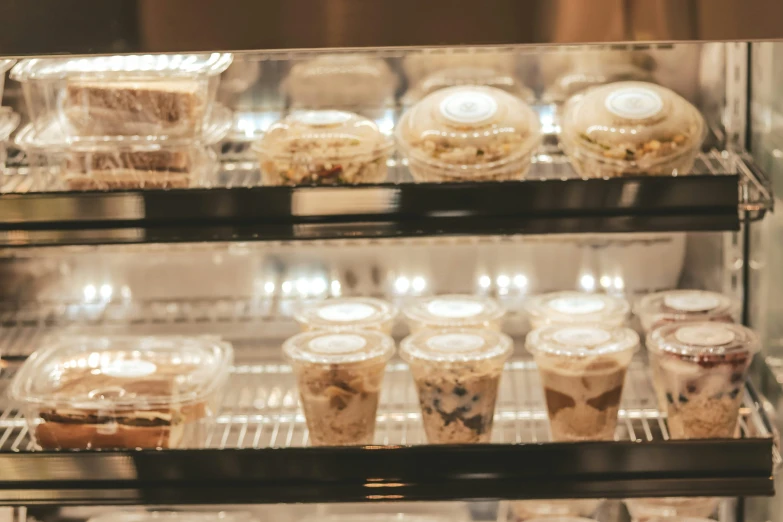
11, 53, 234, 190
0, 60, 20, 175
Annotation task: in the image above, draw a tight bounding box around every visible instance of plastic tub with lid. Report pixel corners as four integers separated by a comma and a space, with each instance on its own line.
284, 329, 395, 446
283, 54, 397, 111
14, 104, 232, 191
402, 294, 505, 333
526, 324, 639, 441
9, 335, 233, 449
255, 110, 393, 186
396, 86, 541, 182
294, 297, 398, 334
10, 53, 233, 141
400, 328, 513, 443
524, 291, 630, 330
646, 322, 760, 439
634, 289, 737, 333
403, 66, 534, 106
560, 81, 706, 178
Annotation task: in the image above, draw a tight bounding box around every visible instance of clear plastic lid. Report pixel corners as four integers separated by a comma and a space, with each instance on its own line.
524, 291, 630, 327
543, 63, 653, 104
635, 289, 737, 324
404, 67, 534, 105
9, 335, 234, 409
294, 297, 398, 332
403, 294, 505, 329
526, 324, 639, 358
88, 512, 258, 522
283, 54, 397, 107
11, 54, 233, 81
560, 81, 706, 169
14, 103, 233, 151
400, 328, 513, 364
255, 110, 393, 161
283, 330, 395, 366
396, 86, 541, 175
646, 321, 760, 359
403, 49, 518, 84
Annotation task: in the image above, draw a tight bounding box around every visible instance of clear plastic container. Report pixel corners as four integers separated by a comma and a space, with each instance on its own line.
403, 49, 518, 86
254, 110, 393, 186
400, 328, 513, 443
294, 297, 398, 334
396, 86, 541, 182
283, 54, 397, 110
89, 512, 258, 522
284, 330, 395, 446
11, 53, 233, 141
560, 81, 706, 178
403, 66, 535, 106
526, 324, 639, 441
624, 498, 720, 521
635, 289, 737, 333
9, 335, 233, 450
524, 291, 630, 330
506, 500, 602, 522
14, 104, 231, 191
402, 294, 505, 333
647, 322, 760, 439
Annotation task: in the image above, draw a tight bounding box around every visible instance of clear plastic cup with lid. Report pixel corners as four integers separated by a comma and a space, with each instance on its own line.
635, 289, 737, 333
9, 335, 233, 450
524, 291, 630, 330
526, 324, 639, 441
403, 67, 535, 106
624, 497, 720, 521
646, 322, 760, 439
284, 329, 395, 446
560, 81, 706, 178
294, 297, 398, 334
254, 110, 393, 186
396, 86, 541, 182
403, 294, 505, 333
282, 54, 397, 111
400, 328, 513, 443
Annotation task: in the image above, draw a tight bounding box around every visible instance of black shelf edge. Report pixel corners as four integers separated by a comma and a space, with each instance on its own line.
0, 438, 773, 506
0, 175, 741, 247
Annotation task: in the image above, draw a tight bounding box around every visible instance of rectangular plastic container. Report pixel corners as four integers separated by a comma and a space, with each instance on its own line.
9, 335, 233, 450
10, 53, 233, 141
15, 104, 231, 191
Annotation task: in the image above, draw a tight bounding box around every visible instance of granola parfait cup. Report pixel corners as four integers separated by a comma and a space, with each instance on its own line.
635, 290, 738, 411
254, 110, 393, 186
400, 328, 513, 444
284, 330, 395, 446
396, 86, 541, 182
560, 81, 706, 178
524, 291, 630, 330
527, 324, 639, 441
646, 322, 760, 439
295, 297, 398, 335
402, 294, 506, 333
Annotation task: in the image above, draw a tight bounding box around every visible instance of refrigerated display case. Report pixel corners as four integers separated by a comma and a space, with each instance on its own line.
0, 2, 782, 522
